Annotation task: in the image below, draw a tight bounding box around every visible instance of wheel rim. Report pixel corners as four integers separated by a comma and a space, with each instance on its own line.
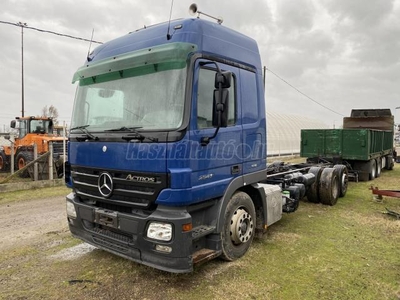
376, 159, 381, 175
18, 157, 25, 169
371, 163, 376, 178
230, 208, 253, 245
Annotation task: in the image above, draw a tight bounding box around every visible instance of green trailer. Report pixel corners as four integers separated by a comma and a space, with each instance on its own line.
301, 109, 396, 181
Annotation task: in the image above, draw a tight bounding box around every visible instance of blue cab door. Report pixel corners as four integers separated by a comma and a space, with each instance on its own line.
187, 59, 243, 203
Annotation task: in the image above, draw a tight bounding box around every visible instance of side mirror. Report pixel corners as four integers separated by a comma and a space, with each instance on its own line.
10, 120, 16, 128
212, 89, 229, 127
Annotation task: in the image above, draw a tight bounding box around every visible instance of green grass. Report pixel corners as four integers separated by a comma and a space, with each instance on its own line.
0, 185, 69, 204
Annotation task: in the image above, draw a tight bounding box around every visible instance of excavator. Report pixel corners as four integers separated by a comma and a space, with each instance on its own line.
0, 116, 66, 178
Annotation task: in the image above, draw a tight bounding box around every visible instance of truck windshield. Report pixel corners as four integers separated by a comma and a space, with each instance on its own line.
71, 66, 186, 131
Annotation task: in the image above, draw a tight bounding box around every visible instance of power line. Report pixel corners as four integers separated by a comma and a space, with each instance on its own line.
0, 20, 103, 44
266, 67, 345, 117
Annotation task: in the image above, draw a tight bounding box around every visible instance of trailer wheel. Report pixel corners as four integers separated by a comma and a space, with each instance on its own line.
221, 191, 256, 261
0, 151, 9, 172
368, 159, 376, 180
385, 155, 394, 170
375, 158, 382, 178
306, 167, 322, 203
16, 151, 33, 178
381, 156, 386, 169
333, 165, 348, 197
319, 168, 339, 206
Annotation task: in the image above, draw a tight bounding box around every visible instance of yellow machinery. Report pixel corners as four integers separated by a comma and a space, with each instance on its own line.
0, 116, 66, 177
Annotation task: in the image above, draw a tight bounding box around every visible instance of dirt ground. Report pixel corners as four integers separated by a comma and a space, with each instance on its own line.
0, 194, 239, 300
0, 196, 66, 251
1, 182, 399, 300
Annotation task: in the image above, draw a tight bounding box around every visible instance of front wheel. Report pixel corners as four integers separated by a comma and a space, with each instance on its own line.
16, 151, 33, 178
0, 151, 9, 172
221, 192, 256, 261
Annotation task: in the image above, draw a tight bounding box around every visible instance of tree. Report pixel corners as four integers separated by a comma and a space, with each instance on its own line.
41, 105, 59, 125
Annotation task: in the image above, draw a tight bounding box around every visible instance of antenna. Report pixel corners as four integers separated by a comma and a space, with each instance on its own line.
166, 0, 175, 40
189, 3, 223, 24
86, 28, 95, 62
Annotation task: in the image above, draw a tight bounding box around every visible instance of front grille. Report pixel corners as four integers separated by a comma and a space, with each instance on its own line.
92, 236, 130, 253
92, 226, 133, 244
52, 141, 66, 156
71, 166, 168, 210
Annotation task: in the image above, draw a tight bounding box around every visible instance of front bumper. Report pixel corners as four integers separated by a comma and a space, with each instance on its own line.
66, 192, 194, 273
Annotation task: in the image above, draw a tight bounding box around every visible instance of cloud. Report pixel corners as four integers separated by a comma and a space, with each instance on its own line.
0, 0, 399, 129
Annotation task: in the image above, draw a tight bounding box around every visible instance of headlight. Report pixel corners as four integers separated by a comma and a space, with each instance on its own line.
147, 222, 172, 241
66, 201, 77, 218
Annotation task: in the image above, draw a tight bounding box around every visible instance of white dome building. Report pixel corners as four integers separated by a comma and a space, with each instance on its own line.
267, 111, 328, 157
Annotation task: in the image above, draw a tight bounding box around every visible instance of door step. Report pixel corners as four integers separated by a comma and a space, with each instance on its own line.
192, 248, 221, 265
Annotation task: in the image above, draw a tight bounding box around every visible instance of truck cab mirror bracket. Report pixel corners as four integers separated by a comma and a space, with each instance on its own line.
199, 61, 231, 146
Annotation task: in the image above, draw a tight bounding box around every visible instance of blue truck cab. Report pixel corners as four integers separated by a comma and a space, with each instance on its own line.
65, 17, 290, 273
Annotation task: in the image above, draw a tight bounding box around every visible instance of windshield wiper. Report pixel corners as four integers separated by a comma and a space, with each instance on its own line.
70, 125, 99, 141
106, 126, 158, 142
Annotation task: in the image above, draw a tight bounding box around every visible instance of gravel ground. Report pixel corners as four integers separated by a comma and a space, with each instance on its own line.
0, 196, 66, 251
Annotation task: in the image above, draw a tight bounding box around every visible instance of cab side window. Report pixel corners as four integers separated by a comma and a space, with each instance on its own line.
197, 67, 235, 129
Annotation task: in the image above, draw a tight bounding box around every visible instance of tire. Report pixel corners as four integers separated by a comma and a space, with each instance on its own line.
319, 168, 339, 206
385, 155, 394, 170
16, 151, 34, 178
221, 192, 256, 261
381, 156, 386, 169
375, 158, 382, 178
333, 165, 348, 197
0, 151, 9, 172
306, 167, 322, 203
368, 159, 376, 180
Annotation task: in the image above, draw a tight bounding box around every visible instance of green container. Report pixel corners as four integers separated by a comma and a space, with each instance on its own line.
301, 129, 393, 161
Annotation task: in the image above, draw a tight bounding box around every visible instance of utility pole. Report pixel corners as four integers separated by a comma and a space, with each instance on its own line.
18, 21, 27, 117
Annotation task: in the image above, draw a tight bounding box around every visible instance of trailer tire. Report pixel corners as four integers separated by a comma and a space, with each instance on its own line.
381, 156, 386, 169
16, 151, 33, 178
221, 191, 256, 261
385, 155, 394, 170
333, 165, 348, 197
306, 167, 322, 203
319, 168, 339, 206
375, 158, 382, 178
368, 159, 376, 180
0, 151, 9, 172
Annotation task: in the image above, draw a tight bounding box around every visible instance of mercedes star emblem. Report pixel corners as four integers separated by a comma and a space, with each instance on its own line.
98, 172, 113, 197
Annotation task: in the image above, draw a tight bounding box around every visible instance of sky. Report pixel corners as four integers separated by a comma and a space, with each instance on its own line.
0, 0, 399, 131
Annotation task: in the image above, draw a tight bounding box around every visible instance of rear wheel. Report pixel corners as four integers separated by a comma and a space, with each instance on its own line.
319, 168, 339, 206
333, 165, 348, 197
368, 159, 376, 180
306, 167, 322, 203
0, 151, 9, 172
16, 151, 34, 178
375, 158, 382, 178
221, 192, 256, 261
385, 155, 394, 170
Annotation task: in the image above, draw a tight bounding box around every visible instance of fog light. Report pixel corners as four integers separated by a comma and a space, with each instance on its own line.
147, 222, 172, 241
66, 201, 77, 218
155, 245, 172, 253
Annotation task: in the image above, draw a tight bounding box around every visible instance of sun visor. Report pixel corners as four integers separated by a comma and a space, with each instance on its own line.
72, 42, 197, 83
